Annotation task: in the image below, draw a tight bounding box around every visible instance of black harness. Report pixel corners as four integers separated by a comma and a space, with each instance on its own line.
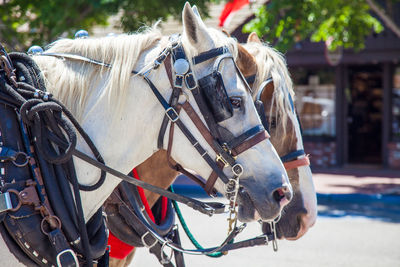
0, 48, 108, 266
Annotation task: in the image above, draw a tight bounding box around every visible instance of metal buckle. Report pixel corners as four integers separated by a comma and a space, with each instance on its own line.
232, 163, 243, 177
166, 107, 179, 122
174, 75, 184, 88
160, 240, 173, 265
185, 72, 197, 90
0, 192, 13, 213
56, 249, 79, 267
141, 232, 158, 249
216, 154, 229, 168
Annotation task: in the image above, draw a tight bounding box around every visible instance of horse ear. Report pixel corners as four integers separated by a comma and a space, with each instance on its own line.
247, 32, 262, 44
237, 44, 257, 77
182, 2, 212, 47
221, 29, 231, 37
192, 5, 201, 18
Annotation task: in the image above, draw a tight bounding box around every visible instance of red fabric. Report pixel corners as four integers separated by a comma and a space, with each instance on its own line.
108, 231, 134, 259
161, 195, 168, 221
108, 168, 168, 259
132, 168, 156, 223
219, 0, 249, 27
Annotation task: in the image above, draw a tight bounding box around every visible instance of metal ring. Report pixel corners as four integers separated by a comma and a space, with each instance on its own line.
7, 189, 22, 212
12, 152, 30, 167
160, 240, 173, 265
40, 215, 62, 235
224, 178, 238, 194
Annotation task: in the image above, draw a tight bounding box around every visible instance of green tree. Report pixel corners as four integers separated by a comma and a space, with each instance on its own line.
0, 0, 213, 51
243, 0, 400, 52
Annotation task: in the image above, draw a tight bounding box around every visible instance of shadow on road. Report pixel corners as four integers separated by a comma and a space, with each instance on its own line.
317, 194, 400, 223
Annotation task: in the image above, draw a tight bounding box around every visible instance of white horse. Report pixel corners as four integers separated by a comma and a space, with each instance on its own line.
244, 33, 317, 240
0, 3, 290, 265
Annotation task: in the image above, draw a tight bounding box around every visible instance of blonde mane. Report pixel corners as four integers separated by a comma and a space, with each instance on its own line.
33, 28, 162, 121
244, 42, 295, 137
32, 26, 239, 122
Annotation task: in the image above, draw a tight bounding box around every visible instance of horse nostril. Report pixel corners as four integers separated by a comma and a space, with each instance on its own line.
273, 185, 292, 206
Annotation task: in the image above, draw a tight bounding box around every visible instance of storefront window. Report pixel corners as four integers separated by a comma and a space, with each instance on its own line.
393, 66, 400, 140
292, 69, 336, 138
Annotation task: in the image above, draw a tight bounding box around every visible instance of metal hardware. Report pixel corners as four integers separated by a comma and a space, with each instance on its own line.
56, 249, 79, 267
174, 74, 184, 88
41, 215, 62, 235
232, 163, 243, 177
166, 107, 179, 122
0, 192, 13, 212
224, 178, 238, 194
267, 213, 281, 252
216, 154, 229, 168
174, 58, 190, 75
160, 240, 174, 265
227, 209, 237, 233
185, 72, 197, 90
6, 189, 21, 211
141, 232, 158, 249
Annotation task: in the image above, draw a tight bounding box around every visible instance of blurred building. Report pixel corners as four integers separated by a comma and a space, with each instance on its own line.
231, 4, 400, 169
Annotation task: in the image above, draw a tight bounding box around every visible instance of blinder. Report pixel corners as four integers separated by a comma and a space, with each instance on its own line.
198, 71, 232, 122
253, 77, 310, 170
198, 52, 253, 123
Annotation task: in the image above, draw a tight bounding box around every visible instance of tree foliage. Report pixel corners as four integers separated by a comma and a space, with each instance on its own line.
243, 0, 399, 52
118, 0, 211, 32
0, 0, 213, 51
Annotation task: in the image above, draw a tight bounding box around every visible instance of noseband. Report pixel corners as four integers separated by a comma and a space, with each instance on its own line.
253, 78, 310, 171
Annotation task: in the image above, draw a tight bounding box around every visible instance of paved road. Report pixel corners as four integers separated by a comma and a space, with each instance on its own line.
130, 197, 400, 267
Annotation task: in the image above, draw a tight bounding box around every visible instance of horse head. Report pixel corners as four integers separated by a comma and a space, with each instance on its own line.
167, 3, 292, 222
243, 32, 317, 239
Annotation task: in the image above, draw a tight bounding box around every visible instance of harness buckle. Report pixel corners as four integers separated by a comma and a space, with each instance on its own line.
185, 72, 198, 90
141, 232, 158, 249
56, 249, 79, 267
174, 75, 184, 88
216, 154, 229, 168
166, 107, 179, 122
0, 192, 14, 213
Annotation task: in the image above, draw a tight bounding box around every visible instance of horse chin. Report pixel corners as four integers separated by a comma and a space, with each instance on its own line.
237, 194, 257, 222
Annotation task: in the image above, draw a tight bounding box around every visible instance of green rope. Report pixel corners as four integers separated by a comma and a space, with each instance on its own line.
170, 185, 232, 258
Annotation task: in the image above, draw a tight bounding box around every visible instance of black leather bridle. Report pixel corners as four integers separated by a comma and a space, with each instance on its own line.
253, 78, 310, 171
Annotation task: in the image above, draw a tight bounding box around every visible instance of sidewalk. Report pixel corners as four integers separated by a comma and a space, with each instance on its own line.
312, 167, 400, 195
174, 166, 400, 196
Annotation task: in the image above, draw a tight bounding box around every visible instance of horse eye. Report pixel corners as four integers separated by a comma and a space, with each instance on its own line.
230, 96, 242, 109
270, 119, 277, 128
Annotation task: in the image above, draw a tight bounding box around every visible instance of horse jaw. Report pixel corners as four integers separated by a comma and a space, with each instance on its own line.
292, 112, 317, 235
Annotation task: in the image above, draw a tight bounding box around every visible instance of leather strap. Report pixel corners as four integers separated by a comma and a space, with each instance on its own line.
48, 229, 79, 267
204, 130, 269, 196
204, 161, 225, 196
283, 155, 310, 170
166, 108, 214, 192
231, 130, 269, 157
179, 101, 215, 150
158, 54, 179, 149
